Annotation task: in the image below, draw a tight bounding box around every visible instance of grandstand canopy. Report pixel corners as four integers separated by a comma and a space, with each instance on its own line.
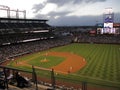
0, 17, 50, 34
0, 17, 48, 23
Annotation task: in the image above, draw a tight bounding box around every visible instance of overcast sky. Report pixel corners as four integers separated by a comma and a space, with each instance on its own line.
0, 0, 120, 26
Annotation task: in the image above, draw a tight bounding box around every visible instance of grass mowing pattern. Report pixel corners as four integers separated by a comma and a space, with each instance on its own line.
8, 43, 120, 88
50, 43, 120, 87
52, 44, 119, 81
74, 44, 120, 82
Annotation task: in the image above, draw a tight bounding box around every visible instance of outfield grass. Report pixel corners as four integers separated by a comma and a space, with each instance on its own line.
8, 43, 120, 88
50, 43, 120, 87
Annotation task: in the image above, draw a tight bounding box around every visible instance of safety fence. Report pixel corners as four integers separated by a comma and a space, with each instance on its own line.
0, 65, 120, 90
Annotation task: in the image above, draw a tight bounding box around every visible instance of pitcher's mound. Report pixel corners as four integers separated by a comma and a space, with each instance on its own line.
41, 59, 49, 63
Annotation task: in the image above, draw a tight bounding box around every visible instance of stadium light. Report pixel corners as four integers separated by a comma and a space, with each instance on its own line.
0, 5, 26, 19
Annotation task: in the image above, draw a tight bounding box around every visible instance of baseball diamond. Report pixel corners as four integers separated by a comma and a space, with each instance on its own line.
5, 43, 120, 89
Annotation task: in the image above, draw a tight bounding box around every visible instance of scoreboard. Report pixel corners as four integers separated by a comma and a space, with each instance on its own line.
103, 8, 114, 34
97, 8, 118, 34
104, 14, 114, 23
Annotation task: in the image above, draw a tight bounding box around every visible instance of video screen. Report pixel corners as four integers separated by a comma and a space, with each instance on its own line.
103, 23, 115, 34
97, 23, 116, 34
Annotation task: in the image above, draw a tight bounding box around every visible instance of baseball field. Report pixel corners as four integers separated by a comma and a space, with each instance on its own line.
7, 43, 120, 89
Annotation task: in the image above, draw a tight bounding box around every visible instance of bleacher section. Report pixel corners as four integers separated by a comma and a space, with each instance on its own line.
0, 18, 54, 45
0, 18, 50, 34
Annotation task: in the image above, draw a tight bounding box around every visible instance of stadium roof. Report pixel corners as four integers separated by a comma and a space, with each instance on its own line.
0, 17, 48, 22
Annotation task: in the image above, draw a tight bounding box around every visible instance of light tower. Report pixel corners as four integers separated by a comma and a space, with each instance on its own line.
0, 5, 10, 18
0, 5, 26, 19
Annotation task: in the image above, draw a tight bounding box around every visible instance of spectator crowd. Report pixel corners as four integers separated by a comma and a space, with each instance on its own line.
0, 36, 73, 63
0, 32, 120, 64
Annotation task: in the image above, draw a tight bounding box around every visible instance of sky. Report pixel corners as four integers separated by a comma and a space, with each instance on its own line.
0, 0, 120, 26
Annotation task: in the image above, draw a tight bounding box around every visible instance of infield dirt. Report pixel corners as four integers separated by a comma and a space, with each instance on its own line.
14, 52, 87, 74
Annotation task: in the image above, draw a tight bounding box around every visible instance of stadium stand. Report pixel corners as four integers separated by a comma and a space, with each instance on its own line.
0, 17, 74, 90
0, 17, 120, 90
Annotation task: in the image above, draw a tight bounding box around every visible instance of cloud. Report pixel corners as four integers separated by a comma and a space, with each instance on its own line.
47, 0, 107, 6
48, 15, 103, 26
46, 0, 70, 6
35, 13, 104, 26
32, 3, 44, 13
114, 13, 120, 23
32, 0, 110, 26
48, 13, 120, 26
32, 0, 107, 14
